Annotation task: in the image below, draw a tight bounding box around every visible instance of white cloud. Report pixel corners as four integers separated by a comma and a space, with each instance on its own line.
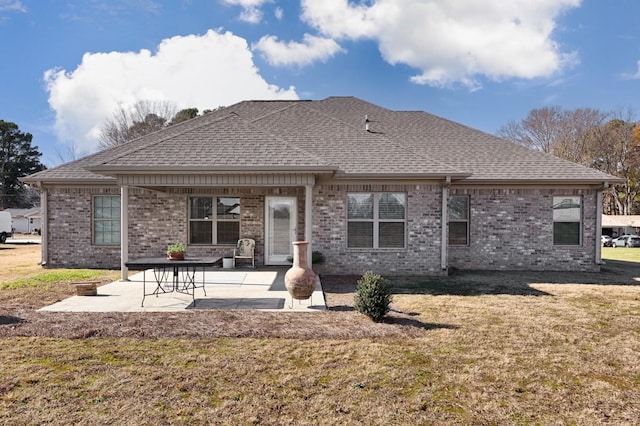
44, 29, 298, 152
620, 60, 640, 80
274, 6, 283, 20
301, 0, 581, 90
221, 0, 270, 24
253, 33, 345, 67
0, 0, 26, 12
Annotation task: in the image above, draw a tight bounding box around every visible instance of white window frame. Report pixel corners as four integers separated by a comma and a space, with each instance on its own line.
93, 195, 121, 246
188, 196, 240, 245
553, 196, 582, 246
347, 192, 406, 249
448, 195, 470, 246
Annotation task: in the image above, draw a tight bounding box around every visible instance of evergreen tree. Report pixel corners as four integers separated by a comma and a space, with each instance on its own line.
0, 120, 46, 208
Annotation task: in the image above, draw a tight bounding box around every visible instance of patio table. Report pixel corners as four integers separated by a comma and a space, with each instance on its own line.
125, 257, 221, 307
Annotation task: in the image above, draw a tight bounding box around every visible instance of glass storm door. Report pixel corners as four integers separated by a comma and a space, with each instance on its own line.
265, 197, 297, 265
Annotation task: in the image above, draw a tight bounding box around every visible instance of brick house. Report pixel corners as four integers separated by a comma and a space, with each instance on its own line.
23, 97, 620, 278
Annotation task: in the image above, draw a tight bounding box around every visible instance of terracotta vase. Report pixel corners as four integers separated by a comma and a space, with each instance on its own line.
168, 252, 185, 261
284, 241, 316, 300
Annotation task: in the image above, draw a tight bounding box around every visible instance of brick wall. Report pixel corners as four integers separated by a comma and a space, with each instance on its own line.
312, 184, 444, 276
447, 188, 599, 271
45, 186, 304, 269
46, 187, 121, 268
44, 184, 600, 273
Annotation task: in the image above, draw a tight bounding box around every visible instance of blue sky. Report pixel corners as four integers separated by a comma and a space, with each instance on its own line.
1, 0, 640, 167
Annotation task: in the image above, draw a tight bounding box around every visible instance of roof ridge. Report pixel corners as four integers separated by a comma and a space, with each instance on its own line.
238, 104, 333, 167
242, 100, 301, 124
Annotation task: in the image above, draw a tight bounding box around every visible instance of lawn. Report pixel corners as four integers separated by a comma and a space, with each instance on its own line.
602, 246, 640, 263
1, 244, 640, 424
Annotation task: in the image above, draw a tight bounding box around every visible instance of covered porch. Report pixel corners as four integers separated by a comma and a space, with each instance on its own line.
109, 172, 327, 281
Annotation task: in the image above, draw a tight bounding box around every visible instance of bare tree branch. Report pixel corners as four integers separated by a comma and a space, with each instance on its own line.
98, 100, 178, 149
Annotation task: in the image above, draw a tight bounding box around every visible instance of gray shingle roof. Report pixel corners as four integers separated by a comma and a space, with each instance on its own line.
24, 96, 617, 184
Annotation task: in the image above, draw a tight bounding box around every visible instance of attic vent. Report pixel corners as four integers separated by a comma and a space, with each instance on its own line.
364, 115, 370, 132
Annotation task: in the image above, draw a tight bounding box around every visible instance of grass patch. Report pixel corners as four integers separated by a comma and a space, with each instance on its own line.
0, 270, 111, 290
602, 247, 640, 263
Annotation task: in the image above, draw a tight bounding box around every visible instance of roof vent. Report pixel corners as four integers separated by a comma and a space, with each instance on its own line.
364, 115, 370, 132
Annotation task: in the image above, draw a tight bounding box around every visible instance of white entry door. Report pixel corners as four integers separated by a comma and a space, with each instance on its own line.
265, 197, 297, 265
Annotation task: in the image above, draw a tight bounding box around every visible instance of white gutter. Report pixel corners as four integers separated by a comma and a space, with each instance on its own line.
441, 176, 451, 270
595, 181, 608, 265
305, 185, 313, 267
39, 186, 48, 266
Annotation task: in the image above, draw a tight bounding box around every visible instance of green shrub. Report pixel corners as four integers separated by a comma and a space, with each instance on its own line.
354, 271, 392, 322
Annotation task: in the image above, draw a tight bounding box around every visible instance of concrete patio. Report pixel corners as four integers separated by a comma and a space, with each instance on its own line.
39, 268, 325, 313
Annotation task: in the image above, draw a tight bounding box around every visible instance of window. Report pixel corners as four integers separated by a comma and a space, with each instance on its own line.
94, 195, 120, 245
347, 193, 405, 248
553, 196, 581, 245
189, 196, 240, 245
448, 196, 469, 245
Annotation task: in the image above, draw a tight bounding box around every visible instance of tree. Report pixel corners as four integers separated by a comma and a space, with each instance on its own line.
552, 108, 608, 165
98, 100, 178, 149
589, 117, 640, 215
497, 106, 565, 153
54, 143, 81, 165
497, 106, 608, 160
499, 106, 640, 215
0, 120, 46, 209
169, 108, 199, 125
126, 113, 167, 140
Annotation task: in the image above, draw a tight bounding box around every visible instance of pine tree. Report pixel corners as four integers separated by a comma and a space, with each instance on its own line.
0, 120, 46, 208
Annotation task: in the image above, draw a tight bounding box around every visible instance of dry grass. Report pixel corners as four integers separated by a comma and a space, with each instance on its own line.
0, 240, 42, 283
1, 244, 640, 424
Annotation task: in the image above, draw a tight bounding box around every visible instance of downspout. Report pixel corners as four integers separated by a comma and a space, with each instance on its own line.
120, 186, 129, 281
305, 185, 313, 267
595, 181, 608, 265
39, 183, 48, 266
441, 176, 451, 270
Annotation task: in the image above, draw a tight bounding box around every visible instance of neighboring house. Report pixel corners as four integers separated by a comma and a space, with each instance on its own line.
6, 207, 41, 233
602, 215, 640, 237
23, 97, 621, 277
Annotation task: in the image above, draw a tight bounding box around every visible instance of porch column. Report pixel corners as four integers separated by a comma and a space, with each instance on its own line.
595, 182, 607, 265
305, 184, 313, 267
120, 186, 129, 281
40, 187, 48, 266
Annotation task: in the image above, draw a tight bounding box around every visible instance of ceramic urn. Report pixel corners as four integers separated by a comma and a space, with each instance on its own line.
284, 241, 316, 300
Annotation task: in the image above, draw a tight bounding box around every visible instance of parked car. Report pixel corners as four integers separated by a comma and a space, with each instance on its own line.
601, 235, 613, 247
611, 235, 640, 248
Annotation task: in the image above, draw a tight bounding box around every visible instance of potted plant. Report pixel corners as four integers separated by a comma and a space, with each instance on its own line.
167, 242, 186, 260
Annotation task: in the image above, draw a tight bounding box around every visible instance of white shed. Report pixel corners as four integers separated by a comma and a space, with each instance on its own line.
6, 208, 41, 233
